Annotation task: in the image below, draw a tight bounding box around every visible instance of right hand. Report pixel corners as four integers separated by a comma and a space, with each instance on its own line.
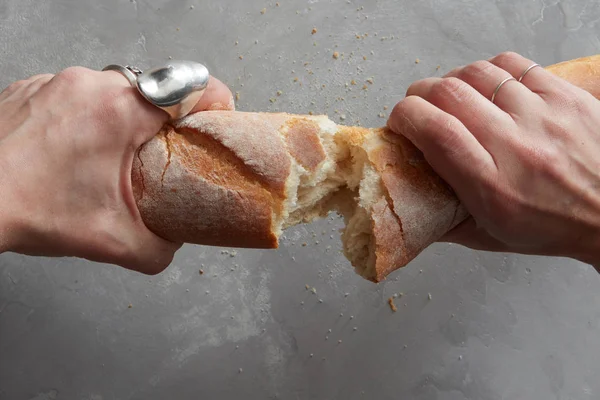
0, 66, 233, 274
387, 51, 600, 267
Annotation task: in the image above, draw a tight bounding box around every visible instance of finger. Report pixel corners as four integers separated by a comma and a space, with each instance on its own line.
406, 76, 516, 153
443, 59, 541, 115
19, 74, 55, 98
189, 76, 235, 113
100, 69, 169, 145
124, 228, 183, 275
387, 96, 497, 196
0, 74, 54, 102
487, 52, 563, 100
440, 216, 510, 251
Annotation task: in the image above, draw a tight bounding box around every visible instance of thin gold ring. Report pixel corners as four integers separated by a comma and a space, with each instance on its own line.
518, 63, 541, 82
491, 77, 516, 104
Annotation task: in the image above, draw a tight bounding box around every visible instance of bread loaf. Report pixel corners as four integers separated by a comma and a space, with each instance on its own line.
132, 55, 600, 282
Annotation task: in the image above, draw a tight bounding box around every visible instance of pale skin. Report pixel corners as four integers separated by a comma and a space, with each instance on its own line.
1, 51, 600, 274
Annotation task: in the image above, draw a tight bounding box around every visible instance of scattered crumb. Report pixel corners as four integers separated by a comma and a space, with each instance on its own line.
383, 105, 388, 110
428, 293, 432, 300
276, 90, 283, 96
305, 284, 310, 290
350, 79, 356, 85
353, 327, 358, 331
276, 2, 279, 6
338, 340, 343, 344
363, 56, 367, 60
168, 56, 173, 60
318, 299, 323, 303
302, 242, 307, 246
235, 92, 240, 101
312, 27, 318, 34
366, 77, 374, 84
436, 65, 441, 70
311, 287, 317, 294
190, 5, 194, 9
176, 27, 180, 31
128, 304, 132, 309
459, 355, 463, 360
344, 293, 349, 297
308, 111, 314, 115
415, 58, 420, 64
235, 41, 238, 45
239, 55, 243, 60
269, 98, 276, 103
293, 77, 299, 82
350, 315, 354, 319
362, 84, 368, 90
339, 114, 346, 121
388, 297, 398, 312
199, 269, 204, 275
378, 113, 385, 118
333, 51, 340, 59
261, 8, 266, 14
239, 368, 243, 373
310, 353, 314, 357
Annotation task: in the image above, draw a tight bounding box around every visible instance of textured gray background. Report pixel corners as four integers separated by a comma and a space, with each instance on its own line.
1, 0, 600, 399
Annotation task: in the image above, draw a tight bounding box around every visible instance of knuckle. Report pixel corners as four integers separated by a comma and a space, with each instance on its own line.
460, 60, 494, 79
95, 89, 132, 127
387, 97, 419, 135
432, 77, 466, 100
2, 79, 29, 95
492, 51, 521, 65
423, 112, 463, 149
55, 66, 94, 89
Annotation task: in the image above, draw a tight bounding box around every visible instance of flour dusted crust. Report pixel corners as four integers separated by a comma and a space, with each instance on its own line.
131, 55, 600, 282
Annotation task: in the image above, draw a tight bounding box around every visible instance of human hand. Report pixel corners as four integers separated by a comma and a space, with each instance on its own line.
0, 66, 233, 274
387, 52, 600, 266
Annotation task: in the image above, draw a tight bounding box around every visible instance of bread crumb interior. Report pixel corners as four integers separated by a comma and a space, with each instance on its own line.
280, 119, 383, 280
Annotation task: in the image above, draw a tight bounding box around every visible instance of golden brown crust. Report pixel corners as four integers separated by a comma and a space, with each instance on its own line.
546, 54, 600, 100
133, 126, 280, 248
132, 112, 315, 248
285, 118, 326, 172
364, 128, 468, 282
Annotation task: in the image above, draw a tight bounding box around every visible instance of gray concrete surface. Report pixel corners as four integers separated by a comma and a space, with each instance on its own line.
2, 0, 600, 399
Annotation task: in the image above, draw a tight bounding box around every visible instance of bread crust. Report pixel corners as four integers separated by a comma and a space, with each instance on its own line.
132, 112, 331, 248
546, 55, 600, 99
365, 128, 468, 281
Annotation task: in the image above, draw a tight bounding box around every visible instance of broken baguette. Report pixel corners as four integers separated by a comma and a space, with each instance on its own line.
132, 54, 600, 282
